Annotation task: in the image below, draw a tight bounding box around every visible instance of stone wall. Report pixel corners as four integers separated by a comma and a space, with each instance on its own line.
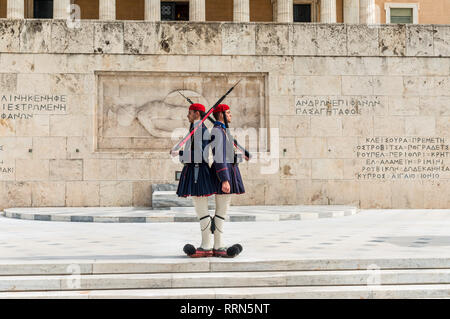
0, 20, 449, 209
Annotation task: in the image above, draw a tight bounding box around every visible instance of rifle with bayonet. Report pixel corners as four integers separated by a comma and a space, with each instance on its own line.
177, 88, 252, 161
170, 80, 242, 156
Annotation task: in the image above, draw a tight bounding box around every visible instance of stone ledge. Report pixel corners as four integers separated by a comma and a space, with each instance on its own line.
1, 269, 450, 292
1, 284, 450, 299
1, 256, 450, 276
0, 20, 447, 57
152, 190, 216, 209
1, 205, 359, 223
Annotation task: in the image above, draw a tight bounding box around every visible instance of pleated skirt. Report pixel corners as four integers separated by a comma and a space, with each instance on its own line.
211, 163, 245, 195
176, 163, 217, 197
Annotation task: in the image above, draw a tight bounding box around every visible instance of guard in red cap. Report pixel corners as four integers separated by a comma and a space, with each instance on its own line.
174, 103, 216, 258
209, 103, 245, 258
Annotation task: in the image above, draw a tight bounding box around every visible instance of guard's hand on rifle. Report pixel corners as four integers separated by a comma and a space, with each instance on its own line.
222, 181, 230, 193
170, 150, 179, 158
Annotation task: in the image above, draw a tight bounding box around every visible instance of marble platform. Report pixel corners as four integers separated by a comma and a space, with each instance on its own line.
1, 205, 358, 223
1, 209, 450, 298
152, 191, 216, 209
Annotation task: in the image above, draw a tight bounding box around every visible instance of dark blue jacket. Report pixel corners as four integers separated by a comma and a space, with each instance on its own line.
176, 122, 216, 197
179, 121, 210, 164
210, 122, 245, 195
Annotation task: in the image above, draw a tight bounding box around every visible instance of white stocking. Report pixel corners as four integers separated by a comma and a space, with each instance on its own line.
192, 196, 212, 250
213, 194, 231, 250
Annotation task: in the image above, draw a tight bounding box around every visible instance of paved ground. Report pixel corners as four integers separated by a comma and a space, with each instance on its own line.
1, 209, 450, 262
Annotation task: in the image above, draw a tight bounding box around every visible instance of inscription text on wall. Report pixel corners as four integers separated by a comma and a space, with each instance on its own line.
1, 94, 67, 120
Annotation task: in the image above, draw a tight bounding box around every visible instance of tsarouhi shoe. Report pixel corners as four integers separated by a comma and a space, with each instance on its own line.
212, 247, 229, 257
183, 244, 213, 258
213, 244, 242, 258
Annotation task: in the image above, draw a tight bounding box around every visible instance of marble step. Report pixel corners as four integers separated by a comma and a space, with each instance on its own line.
152, 191, 215, 209
1, 284, 450, 299
2, 257, 450, 276
2, 269, 450, 292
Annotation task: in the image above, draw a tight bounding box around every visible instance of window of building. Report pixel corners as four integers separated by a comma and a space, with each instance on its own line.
0, 0, 7, 18
292, 0, 317, 22
385, 3, 419, 24
390, 8, 413, 23
294, 4, 311, 22
250, 0, 272, 22
116, 0, 144, 20
34, 0, 53, 18
161, 1, 189, 21
206, 0, 232, 22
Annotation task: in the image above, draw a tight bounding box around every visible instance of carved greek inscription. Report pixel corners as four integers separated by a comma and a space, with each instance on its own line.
0, 144, 14, 178
295, 97, 381, 116
1, 94, 67, 119
356, 137, 450, 180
